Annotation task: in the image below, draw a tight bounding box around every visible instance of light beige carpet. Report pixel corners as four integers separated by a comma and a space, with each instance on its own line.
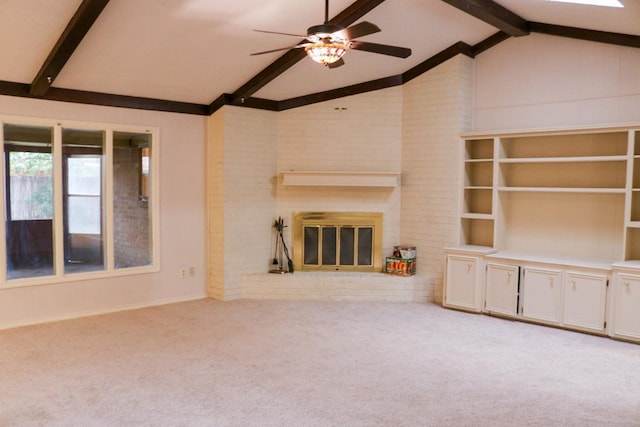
0, 299, 638, 426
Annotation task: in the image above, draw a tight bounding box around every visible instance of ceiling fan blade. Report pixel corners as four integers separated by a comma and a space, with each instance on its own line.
250, 44, 309, 56
253, 29, 308, 38
349, 41, 411, 58
327, 58, 345, 69
336, 21, 380, 40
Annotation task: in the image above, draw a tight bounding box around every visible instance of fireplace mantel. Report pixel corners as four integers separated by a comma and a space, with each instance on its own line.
280, 171, 400, 187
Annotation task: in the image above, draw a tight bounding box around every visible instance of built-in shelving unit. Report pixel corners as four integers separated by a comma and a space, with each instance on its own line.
461, 138, 495, 247
458, 127, 635, 262
446, 124, 640, 343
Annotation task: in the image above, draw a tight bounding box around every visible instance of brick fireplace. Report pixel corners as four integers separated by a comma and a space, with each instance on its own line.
207, 55, 473, 302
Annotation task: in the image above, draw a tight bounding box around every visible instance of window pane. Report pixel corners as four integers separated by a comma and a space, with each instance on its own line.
68, 157, 101, 195
339, 227, 355, 265
4, 124, 54, 279
9, 152, 53, 220
113, 131, 153, 268
67, 196, 100, 234
63, 128, 104, 273
358, 227, 373, 266
303, 226, 319, 265
321, 227, 336, 265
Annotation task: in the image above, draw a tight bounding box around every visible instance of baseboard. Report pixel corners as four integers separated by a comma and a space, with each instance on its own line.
0, 293, 208, 331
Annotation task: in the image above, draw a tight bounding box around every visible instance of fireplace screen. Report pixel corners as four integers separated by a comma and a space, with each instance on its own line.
293, 212, 382, 272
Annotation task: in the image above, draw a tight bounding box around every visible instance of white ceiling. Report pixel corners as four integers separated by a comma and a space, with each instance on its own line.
0, 0, 638, 108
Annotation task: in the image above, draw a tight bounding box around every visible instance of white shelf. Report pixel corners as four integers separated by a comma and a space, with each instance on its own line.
280, 171, 400, 187
465, 158, 493, 163
444, 245, 496, 255
497, 187, 626, 194
461, 123, 640, 139
464, 186, 492, 190
486, 251, 614, 271
499, 155, 627, 163
461, 213, 494, 220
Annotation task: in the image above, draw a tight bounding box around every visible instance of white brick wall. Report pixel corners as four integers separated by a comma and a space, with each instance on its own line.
401, 56, 474, 303
276, 87, 403, 258
207, 106, 278, 300
206, 110, 225, 300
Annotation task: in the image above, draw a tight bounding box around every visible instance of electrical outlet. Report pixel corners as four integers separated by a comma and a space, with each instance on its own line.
179, 268, 188, 278
188, 266, 195, 276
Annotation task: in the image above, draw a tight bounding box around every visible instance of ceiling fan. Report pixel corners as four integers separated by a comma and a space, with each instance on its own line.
250, 0, 411, 68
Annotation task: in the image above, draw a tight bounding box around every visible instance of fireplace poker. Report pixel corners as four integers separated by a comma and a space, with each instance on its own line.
272, 229, 280, 267
274, 217, 294, 273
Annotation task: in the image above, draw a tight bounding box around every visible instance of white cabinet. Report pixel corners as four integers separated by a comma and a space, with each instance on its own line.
609, 269, 640, 342
479, 254, 611, 336
521, 267, 563, 324
563, 272, 608, 333
444, 247, 495, 312
485, 262, 520, 317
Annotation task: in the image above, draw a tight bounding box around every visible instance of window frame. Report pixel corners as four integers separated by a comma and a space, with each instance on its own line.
0, 115, 160, 288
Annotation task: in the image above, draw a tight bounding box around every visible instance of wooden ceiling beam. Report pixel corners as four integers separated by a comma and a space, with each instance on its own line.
529, 22, 640, 48
441, 0, 529, 37
30, 0, 110, 97
224, 0, 386, 107
471, 31, 511, 56
0, 80, 209, 115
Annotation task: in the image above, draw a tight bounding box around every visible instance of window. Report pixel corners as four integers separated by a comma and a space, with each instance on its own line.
1, 119, 158, 285
113, 131, 153, 269
4, 124, 54, 279
63, 128, 105, 273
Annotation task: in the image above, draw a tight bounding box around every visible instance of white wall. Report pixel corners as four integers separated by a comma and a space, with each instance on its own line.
0, 96, 208, 329
475, 33, 640, 131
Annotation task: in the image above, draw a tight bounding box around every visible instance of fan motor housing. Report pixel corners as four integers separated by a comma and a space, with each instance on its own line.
307, 24, 344, 37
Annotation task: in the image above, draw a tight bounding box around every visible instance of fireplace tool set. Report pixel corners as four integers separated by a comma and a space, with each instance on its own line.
270, 217, 294, 274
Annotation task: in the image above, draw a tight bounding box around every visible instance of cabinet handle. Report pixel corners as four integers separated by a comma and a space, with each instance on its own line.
467, 263, 473, 272
624, 281, 630, 287
571, 279, 576, 290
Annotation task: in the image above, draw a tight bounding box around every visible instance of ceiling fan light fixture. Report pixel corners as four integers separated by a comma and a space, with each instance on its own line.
305, 42, 349, 65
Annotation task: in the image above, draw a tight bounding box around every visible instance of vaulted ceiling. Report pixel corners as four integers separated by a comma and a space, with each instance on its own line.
1, 0, 638, 115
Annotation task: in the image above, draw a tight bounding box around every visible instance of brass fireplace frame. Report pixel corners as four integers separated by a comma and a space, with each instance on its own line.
292, 212, 383, 272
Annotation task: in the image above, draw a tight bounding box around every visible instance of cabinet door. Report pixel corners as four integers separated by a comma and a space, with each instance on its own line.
521, 267, 563, 324
444, 255, 481, 312
485, 263, 519, 317
563, 272, 607, 333
611, 274, 640, 341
